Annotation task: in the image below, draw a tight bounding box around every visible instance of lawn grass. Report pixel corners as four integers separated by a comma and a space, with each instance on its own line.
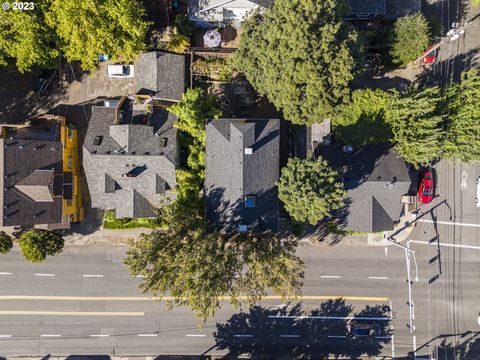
102, 209, 160, 230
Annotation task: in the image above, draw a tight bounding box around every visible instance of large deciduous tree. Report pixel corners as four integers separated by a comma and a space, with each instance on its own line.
277, 158, 346, 225
391, 13, 430, 68
387, 86, 443, 167
444, 69, 480, 162
19, 229, 64, 263
45, 0, 149, 70
235, 0, 362, 125
124, 204, 304, 322
0, 3, 59, 72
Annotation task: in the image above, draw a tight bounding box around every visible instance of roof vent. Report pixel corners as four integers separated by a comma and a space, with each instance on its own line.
244, 196, 256, 208
239, 224, 248, 233
93, 135, 103, 146
19, 145, 24, 149
244, 147, 253, 155
160, 138, 167, 147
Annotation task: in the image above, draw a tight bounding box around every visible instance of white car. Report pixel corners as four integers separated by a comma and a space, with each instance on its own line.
107, 64, 134, 78
476, 177, 480, 207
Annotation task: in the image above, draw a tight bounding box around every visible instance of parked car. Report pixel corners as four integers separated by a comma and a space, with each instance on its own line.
348, 322, 381, 338
33, 69, 57, 95
107, 64, 134, 78
422, 46, 438, 65
475, 177, 480, 207
418, 171, 434, 204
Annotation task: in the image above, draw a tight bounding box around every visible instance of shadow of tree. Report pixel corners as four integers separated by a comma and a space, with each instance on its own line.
214, 299, 392, 358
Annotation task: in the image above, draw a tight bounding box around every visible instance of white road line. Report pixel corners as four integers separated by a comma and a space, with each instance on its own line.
34, 273, 55, 277
377, 336, 392, 340
133, 275, 146, 278
384, 247, 388, 256
368, 276, 389, 280
0, 310, 144, 316
82, 274, 104, 278
41, 334, 61, 337
409, 240, 480, 250
269, 315, 392, 321
418, 219, 480, 228
280, 334, 300, 338
137, 333, 158, 337
185, 334, 206, 337
0, 272, 12, 275
89, 334, 110, 337
413, 335, 417, 355
0, 335, 12, 338
320, 275, 342, 279
328, 335, 346, 338
234, 334, 253, 337
391, 334, 396, 358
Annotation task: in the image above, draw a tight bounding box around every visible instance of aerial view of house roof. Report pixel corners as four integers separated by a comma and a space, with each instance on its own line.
347, 0, 420, 19
135, 51, 185, 102
188, 0, 274, 25
205, 118, 280, 234
0, 117, 81, 228
322, 144, 411, 233
83, 97, 177, 219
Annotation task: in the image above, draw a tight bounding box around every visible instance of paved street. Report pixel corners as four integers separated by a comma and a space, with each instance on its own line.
0, 237, 476, 358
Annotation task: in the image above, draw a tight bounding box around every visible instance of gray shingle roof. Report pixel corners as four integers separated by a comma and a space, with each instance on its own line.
189, 0, 272, 23
0, 136, 64, 227
205, 119, 280, 234
135, 52, 185, 102
83, 105, 177, 219
322, 144, 411, 233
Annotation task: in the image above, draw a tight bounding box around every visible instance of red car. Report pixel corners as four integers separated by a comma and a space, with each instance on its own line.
422, 47, 438, 64
418, 171, 434, 204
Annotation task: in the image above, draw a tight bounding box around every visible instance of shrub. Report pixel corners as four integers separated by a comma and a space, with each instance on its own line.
0, 231, 13, 254
165, 31, 190, 54
102, 210, 160, 230
19, 229, 64, 263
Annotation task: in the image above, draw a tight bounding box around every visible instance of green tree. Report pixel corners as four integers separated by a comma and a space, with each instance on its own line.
45, 0, 149, 70
333, 89, 393, 147
387, 86, 443, 167
391, 13, 430, 68
19, 229, 64, 263
0, 231, 13, 254
444, 69, 480, 162
0, 3, 59, 72
174, 15, 194, 36
125, 205, 304, 322
277, 158, 346, 225
235, 0, 362, 125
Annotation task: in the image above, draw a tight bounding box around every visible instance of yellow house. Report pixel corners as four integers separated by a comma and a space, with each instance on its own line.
0, 115, 83, 229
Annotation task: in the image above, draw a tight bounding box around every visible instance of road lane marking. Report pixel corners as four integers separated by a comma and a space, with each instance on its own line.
186, 334, 206, 337
0, 272, 12, 275
41, 334, 61, 337
391, 334, 396, 358
89, 334, 110, 337
0, 295, 390, 302
234, 334, 253, 337
0, 335, 12, 338
368, 276, 389, 280
133, 275, 146, 278
418, 219, 480, 228
34, 273, 55, 277
269, 315, 392, 321
0, 310, 144, 316
409, 240, 480, 250
328, 335, 346, 338
83, 274, 104, 278
320, 275, 342, 279
137, 333, 158, 337
280, 334, 300, 338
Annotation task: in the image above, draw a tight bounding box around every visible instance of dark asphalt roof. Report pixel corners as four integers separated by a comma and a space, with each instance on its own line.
83, 105, 177, 218
205, 119, 280, 234
321, 144, 411, 233
348, 0, 386, 15
135, 51, 185, 102
0, 136, 64, 227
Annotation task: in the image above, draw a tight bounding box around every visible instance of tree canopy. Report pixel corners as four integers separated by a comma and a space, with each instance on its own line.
390, 13, 430, 68
0, 0, 149, 72
277, 158, 346, 225
19, 229, 64, 263
0, 231, 12, 254
444, 69, 480, 162
333, 89, 392, 147
235, 0, 362, 125
387, 86, 443, 167
124, 203, 304, 322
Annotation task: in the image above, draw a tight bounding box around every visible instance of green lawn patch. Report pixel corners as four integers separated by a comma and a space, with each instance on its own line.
102, 209, 160, 230
333, 89, 392, 147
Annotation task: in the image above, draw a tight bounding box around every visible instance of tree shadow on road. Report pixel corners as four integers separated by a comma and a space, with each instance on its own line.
214, 299, 392, 359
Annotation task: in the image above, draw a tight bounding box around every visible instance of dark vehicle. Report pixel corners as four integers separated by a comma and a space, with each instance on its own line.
348, 323, 381, 338
33, 69, 57, 95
